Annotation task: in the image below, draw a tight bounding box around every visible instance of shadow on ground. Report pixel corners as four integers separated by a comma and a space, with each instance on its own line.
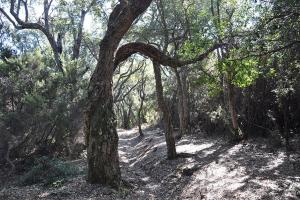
118, 127, 300, 200
1, 126, 299, 200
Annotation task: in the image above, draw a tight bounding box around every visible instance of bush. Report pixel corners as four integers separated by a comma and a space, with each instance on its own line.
20, 156, 79, 186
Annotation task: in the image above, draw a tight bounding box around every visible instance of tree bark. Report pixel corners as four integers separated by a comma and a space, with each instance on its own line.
138, 75, 146, 137
226, 75, 243, 140
138, 98, 144, 136
175, 68, 190, 137
85, 0, 152, 188
85, 0, 220, 187
72, 10, 86, 60
281, 95, 291, 151
122, 101, 132, 130
85, 36, 121, 187
153, 62, 177, 159
175, 69, 184, 137
114, 42, 223, 69
181, 70, 191, 134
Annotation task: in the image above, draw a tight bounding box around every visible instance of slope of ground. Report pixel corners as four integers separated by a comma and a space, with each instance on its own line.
1, 127, 299, 200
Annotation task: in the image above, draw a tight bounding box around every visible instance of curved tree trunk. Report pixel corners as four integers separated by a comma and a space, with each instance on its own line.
153, 62, 177, 159
85, 37, 121, 187
85, 0, 219, 187
85, 0, 152, 188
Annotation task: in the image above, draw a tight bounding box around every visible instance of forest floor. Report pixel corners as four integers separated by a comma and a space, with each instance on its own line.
1, 127, 300, 200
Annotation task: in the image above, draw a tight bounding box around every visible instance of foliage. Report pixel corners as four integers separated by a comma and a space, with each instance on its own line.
220, 58, 260, 88
20, 156, 80, 186
0, 0, 299, 171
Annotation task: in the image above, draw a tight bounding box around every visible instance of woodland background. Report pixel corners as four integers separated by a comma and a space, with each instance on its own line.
0, 0, 299, 199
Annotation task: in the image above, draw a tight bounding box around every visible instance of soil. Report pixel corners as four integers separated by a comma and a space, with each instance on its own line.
1, 127, 299, 200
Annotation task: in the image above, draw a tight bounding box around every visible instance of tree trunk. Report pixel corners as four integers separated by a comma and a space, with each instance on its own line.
153, 62, 177, 159
175, 69, 184, 137
175, 68, 190, 137
85, 0, 153, 188
282, 95, 290, 152
138, 70, 146, 137
181, 70, 190, 134
72, 10, 86, 60
85, 38, 121, 187
138, 96, 145, 137
227, 77, 242, 140
122, 103, 132, 130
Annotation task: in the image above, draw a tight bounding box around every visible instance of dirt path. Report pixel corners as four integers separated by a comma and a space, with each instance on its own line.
1, 127, 300, 199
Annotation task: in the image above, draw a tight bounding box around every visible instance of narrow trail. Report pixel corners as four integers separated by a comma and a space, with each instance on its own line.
119, 127, 300, 199
1, 127, 300, 200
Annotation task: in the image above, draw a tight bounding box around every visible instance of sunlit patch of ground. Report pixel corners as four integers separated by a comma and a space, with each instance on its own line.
176, 143, 215, 154
179, 140, 300, 200
118, 128, 300, 199
1, 127, 299, 200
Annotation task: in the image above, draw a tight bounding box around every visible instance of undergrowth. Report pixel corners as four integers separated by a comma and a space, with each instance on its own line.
20, 156, 79, 186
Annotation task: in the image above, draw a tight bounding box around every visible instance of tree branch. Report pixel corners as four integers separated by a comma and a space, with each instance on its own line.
114, 42, 224, 69
0, 0, 65, 74
228, 41, 300, 61
0, 8, 19, 29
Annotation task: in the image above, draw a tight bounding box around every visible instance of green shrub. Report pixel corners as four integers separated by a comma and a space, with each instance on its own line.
20, 156, 79, 186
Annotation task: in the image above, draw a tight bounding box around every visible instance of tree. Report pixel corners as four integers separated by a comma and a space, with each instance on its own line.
153, 61, 177, 159
85, 0, 153, 187
0, 0, 64, 73
0, 0, 97, 73
86, 0, 223, 187
137, 65, 147, 137
0, 0, 96, 160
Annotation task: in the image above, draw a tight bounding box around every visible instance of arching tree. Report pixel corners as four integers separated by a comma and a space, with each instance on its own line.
85, 0, 153, 188
85, 0, 223, 188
